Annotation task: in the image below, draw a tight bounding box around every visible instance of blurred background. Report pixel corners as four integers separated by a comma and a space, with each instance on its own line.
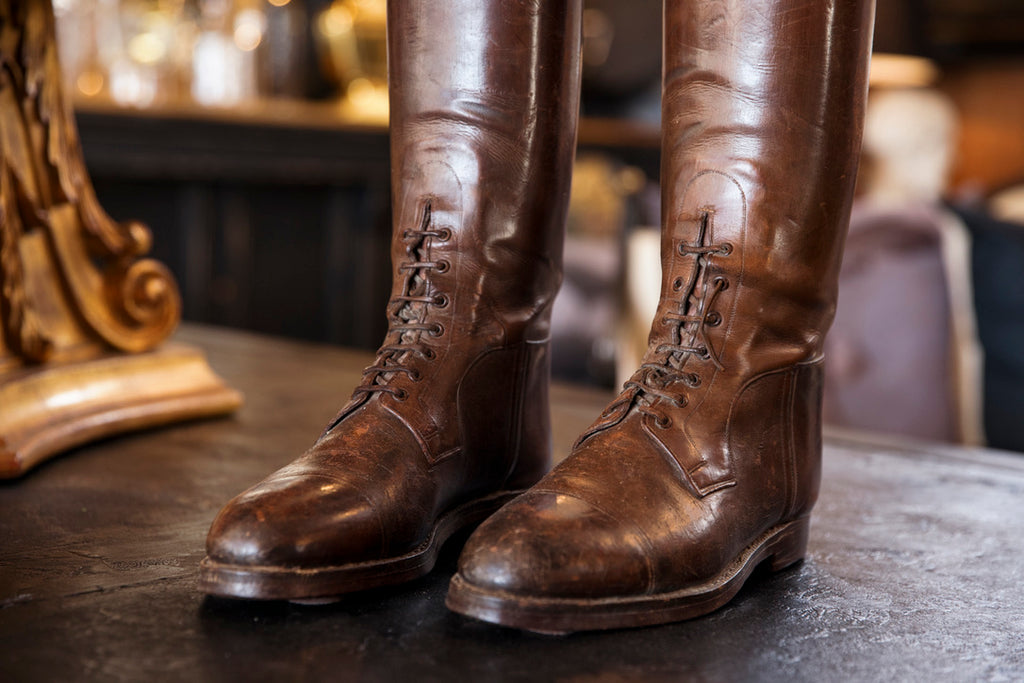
55, 0, 1024, 451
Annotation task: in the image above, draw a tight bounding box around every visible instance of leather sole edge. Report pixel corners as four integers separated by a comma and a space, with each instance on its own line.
445, 516, 810, 634
197, 489, 524, 601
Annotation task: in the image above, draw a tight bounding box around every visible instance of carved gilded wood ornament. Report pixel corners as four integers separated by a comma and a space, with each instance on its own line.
0, 1, 241, 477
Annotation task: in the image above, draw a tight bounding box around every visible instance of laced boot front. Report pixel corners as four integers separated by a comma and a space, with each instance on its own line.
198, 0, 581, 600
613, 211, 732, 431
352, 204, 452, 405
448, 0, 875, 632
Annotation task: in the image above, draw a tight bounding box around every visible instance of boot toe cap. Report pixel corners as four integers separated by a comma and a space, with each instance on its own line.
456, 490, 654, 600
206, 474, 384, 569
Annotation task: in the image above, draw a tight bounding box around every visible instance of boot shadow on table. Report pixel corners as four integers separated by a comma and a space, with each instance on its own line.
197, 526, 470, 621
193, 553, 816, 680
197, 531, 810, 636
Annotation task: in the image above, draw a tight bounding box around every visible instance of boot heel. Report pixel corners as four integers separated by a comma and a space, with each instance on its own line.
768, 517, 810, 571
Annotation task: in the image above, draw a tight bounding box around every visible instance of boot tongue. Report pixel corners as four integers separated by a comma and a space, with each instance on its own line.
397, 261, 428, 344
374, 282, 425, 384
671, 275, 706, 364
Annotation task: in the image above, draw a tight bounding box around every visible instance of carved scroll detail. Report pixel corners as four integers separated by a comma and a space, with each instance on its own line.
0, 0, 181, 361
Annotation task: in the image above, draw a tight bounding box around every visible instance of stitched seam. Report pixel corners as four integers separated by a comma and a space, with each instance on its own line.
501, 341, 529, 486
785, 367, 799, 519
643, 415, 719, 500
678, 171, 747, 481
679, 171, 747, 401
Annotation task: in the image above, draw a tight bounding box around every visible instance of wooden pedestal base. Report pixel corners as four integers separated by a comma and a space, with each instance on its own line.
0, 344, 242, 478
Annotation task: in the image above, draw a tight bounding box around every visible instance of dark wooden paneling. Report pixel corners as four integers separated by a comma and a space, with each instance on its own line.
76, 103, 658, 351
79, 104, 394, 350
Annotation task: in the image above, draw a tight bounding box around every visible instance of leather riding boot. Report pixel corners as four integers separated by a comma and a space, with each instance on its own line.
199, 0, 581, 600
448, 0, 875, 632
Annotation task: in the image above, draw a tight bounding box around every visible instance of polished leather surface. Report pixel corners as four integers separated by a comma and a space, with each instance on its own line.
204, 0, 581, 582
455, 0, 875, 614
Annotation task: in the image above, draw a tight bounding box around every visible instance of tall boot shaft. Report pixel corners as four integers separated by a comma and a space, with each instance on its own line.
200, 2, 582, 601
345, 0, 582, 488
660, 0, 874, 371
387, 0, 582, 343
448, 0, 876, 632
574, 0, 876, 497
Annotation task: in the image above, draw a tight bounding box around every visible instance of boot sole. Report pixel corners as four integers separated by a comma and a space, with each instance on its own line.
446, 516, 810, 634
197, 489, 524, 601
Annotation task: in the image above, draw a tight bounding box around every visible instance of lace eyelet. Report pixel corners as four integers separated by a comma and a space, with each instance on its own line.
718, 242, 733, 256
435, 260, 451, 274
409, 369, 422, 382
436, 228, 453, 241
429, 323, 445, 337
433, 293, 450, 308
713, 276, 729, 291
699, 347, 712, 360
654, 413, 672, 428
677, 242, 688, 256
672, 277, 684, 291
394, 388, 409, 401
422, 348, 436, 360
705, 311, 722, 327
688, 373, 701, 387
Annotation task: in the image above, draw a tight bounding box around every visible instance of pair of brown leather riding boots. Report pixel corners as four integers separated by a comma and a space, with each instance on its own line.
198, 0, 875, 633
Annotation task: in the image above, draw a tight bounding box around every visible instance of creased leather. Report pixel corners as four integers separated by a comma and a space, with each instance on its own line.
456, 0, 874, 610
203, 0, 581, 581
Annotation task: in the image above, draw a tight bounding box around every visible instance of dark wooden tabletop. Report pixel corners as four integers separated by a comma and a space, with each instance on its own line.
2, 325, 1022, 681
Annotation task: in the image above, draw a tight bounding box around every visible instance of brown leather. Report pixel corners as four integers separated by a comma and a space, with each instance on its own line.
448, 0, 875, 632
198, 0, 581, 600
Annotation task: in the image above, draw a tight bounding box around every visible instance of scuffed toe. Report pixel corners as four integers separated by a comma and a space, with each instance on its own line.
205, 473, 384, 569
456, 490, 654, 600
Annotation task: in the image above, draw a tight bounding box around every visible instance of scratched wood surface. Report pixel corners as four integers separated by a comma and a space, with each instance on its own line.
1, 325, 1022, 681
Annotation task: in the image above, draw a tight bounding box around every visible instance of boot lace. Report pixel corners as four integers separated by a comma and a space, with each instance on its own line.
610, 210, 731, 427
353, 202, 449, 401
